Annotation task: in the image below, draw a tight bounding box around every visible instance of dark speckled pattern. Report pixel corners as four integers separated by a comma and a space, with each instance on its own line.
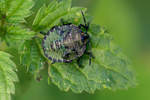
42, 24, 89, 63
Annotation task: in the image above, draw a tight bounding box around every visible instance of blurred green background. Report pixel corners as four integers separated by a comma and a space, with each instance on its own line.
13, 0, 150, 100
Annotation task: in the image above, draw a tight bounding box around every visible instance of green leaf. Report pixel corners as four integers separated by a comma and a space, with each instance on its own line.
0, 0, 35, 46
32, 0, 86, 31
48, 26, 136, 93
6, 25, 35, 41
6, 0, 34, 24
0, 24, 35, 47
19, 38, 45, 76
0, 51, 18, 100
0, 0, 5, 12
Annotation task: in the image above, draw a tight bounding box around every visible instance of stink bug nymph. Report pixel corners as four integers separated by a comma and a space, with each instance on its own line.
42, 11, 94, 66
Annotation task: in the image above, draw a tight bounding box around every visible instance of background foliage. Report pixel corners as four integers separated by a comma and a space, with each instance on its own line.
1, 0, 150, 100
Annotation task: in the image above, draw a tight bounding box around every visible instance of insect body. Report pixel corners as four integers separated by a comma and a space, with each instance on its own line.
42, 11, 94, 65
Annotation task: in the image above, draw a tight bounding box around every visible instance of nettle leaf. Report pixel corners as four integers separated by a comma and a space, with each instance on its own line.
19, 39, 45, 77
32, 0, 86, 31
48, 27, 136, 93
0, 0, 5, 12
6, 0, 34, 24
0, 51, 18, 100
0, 0, 35, 46
5, 25, 35, 43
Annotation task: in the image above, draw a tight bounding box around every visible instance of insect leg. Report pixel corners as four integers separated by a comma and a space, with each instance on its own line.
40, 31, 47, 35
79, 24, 86, 29
79, 24, 89, 34
77, 58, 83, 68
86, 41, 95, 65
85, 51, 95, 65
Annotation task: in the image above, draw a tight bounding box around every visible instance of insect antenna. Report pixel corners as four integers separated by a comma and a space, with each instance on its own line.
81, 10, 87, 27
81, 10, 89, 33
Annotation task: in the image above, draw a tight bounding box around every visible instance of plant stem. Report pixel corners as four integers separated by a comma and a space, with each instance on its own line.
35, 33, 45, 39
34, 38, 52, 84
34, 38, 48, 61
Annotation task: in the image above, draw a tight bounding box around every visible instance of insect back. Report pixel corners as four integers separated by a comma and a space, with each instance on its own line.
42, 24, 87, 63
